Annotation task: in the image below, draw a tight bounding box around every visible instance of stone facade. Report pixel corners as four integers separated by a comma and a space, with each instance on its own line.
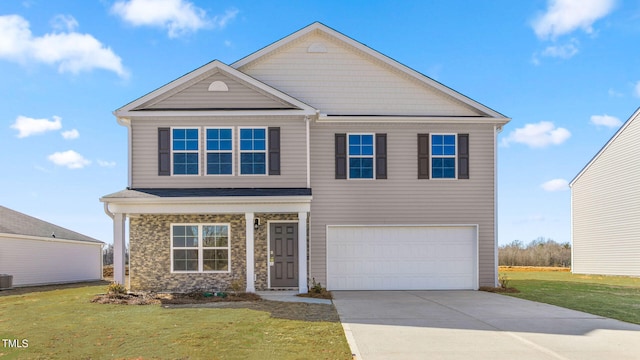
129, 213, 302, 292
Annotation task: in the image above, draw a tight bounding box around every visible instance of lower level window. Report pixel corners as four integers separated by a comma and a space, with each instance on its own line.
172, 224, 230, 273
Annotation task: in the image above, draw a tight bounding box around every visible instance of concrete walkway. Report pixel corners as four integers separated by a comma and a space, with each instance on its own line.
333, 290, 640, 360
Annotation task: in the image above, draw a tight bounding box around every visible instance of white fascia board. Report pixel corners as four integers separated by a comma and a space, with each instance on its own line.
115, 109, 317, 118
101, 196, 312, 215
570, 106, 640, 187
0, 233, 104, 246
317, 115, 510, 125
232, 22, 508, 120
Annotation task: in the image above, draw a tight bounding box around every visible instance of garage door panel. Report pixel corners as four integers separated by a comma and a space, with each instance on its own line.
327, 225, 477, 290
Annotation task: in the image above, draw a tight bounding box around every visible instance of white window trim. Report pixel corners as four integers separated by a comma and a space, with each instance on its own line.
238, 126, 268, 176
170, 127, 200, 176
347, 133, 375, 180
204, 127, 235, 176
170, 223, 231, 274
430, 133, 457, 180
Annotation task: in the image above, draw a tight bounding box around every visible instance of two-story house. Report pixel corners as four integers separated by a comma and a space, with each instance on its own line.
101, 22, 510, 293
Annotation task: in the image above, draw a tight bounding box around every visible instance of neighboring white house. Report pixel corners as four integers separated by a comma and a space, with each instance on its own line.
0, 205, 104, 287
570, 107, 640, 277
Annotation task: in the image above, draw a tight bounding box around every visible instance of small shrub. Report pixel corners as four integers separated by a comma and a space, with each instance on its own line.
310, 278, 324, 294
499, 274, 510, 289
107, 282, 127, 295
229, 279, 243, 296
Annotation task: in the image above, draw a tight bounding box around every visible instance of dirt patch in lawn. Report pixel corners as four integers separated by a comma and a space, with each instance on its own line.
500, 266, 570, 272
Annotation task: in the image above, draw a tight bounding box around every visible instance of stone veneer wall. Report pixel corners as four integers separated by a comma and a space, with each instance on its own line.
129, 214, 246, 292
129, 213, 303, 292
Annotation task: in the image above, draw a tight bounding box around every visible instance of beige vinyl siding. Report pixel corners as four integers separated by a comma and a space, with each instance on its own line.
572, 113, 640, 276
130, 116, 307, 188
135, 72, 294, 110
239, 31, 482, 117
308, 122, 497, 287
0, 235, 102, 286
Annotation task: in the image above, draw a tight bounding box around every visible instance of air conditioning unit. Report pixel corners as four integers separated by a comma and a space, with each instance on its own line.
0, 274, 13, 290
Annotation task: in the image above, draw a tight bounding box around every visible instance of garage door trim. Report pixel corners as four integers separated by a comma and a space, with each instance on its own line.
326, 224, 479, 290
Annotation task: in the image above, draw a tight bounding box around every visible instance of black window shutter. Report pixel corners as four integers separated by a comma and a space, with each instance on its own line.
417, 134, 429, 179
158, 127, 171, 176
458, 134, 469, 179
375, 133, 387, 179
268, 127, 281, 175
335, 133, 347, 179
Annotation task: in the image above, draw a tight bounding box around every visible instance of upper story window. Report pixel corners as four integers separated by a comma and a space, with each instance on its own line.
171, 224, 230, 273
172, 128, 199, 175
206, 128, 233, 175
431, 134, 456, 179
239, 128, 267, 175
348, 134, 374, 179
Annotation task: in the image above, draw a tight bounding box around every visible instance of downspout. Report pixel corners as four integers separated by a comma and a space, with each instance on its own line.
116, 115, 132, 188
494, 124, 503, 287
305, 115, 312, 189
103, 202, 114, 220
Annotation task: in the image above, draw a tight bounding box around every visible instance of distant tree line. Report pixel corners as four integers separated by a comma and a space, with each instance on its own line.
499, 237, 571, 267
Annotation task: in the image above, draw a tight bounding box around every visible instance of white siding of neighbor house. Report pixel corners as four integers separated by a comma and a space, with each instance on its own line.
0, 235, 102, 286
308, 122, 497, 287
134, 72, 295, 110
572, 111, 640, 277
238, 31, 483, 117
130, 116, 308, 188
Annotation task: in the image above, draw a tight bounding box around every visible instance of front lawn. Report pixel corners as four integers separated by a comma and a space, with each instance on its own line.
0, 284, 351, 359
500, 267, 640, 325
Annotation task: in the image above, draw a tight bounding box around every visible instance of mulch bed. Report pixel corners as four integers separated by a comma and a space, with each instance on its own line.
90, 291, 340, 322
479, 286, 520, 293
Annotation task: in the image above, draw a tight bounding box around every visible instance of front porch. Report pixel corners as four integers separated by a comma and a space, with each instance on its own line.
100, 188, 311, 294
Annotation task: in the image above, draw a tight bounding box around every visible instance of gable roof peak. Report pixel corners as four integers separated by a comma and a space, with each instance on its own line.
232, 22, 509, 120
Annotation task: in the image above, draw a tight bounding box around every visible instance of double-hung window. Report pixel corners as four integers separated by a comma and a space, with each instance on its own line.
171, 224, 230, 273
172, 128, 199, 175
431, 134, 456, 179
348, 134, 374, 179
239, 128, 267, 175
206, 128, 233, 175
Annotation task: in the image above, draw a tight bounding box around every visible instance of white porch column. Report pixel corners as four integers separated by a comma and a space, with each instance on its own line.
113, 212, 126, 285
298, 212, 308, 293
245, 212, 255, 293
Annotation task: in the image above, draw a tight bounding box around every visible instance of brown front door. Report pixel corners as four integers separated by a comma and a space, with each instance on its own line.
270, 223, 298, 287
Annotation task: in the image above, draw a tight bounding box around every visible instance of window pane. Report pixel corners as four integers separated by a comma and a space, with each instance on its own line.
220, 140, 232, 151
361, 135, 373, 145
174, 249, 186, 260
207, 153, 232, 175
432, 135, 443, 145
253, 128, 265, 140
220, 128, 232, 139
362, 144, 374, 156
240, 153, 266, 175
173, 237, 186, 247
443, 135, 455, 145
348, 134, 361, 145
173, 226, 185, 236
254, 139, 265, 151
174, 153, 198, 175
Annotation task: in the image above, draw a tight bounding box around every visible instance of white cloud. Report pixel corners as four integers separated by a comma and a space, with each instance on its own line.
48, 150, 91, 169
111, 0, 236, 38
532, 0, 616, 40
97, 160, 116, 167
502, 121, 571, 148
608, 88, 623, 97
61, 128, 80, 139
0, 14, 128, 77
634, 81, 640, 98
541, 178, 569, 192
590, 114, 622, 128
10, 115, 62, 138
541, 41, 579, 59
51, 14, 78, 32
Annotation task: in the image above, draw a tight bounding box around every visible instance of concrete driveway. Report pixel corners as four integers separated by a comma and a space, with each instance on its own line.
333, 291, 640, 360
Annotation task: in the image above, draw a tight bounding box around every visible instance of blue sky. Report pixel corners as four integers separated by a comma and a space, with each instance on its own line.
1, 0, 638, 246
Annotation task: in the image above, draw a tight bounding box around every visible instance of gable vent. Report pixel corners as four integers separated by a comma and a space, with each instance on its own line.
208, 80, 229, 92
307, 42, 327, 53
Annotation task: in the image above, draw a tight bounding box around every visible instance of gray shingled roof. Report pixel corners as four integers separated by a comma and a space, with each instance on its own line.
102, 188, 312, 198
0, 205, 103, 244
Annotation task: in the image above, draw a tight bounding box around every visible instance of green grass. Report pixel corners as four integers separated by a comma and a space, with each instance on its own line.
0, 285, 351, 359
500, 270, 640, 325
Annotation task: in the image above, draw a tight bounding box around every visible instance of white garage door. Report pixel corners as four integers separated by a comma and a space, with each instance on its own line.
327, 225, 478, 290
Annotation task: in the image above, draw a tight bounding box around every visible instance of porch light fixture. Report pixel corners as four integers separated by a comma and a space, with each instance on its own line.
254, 218, 260, 229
